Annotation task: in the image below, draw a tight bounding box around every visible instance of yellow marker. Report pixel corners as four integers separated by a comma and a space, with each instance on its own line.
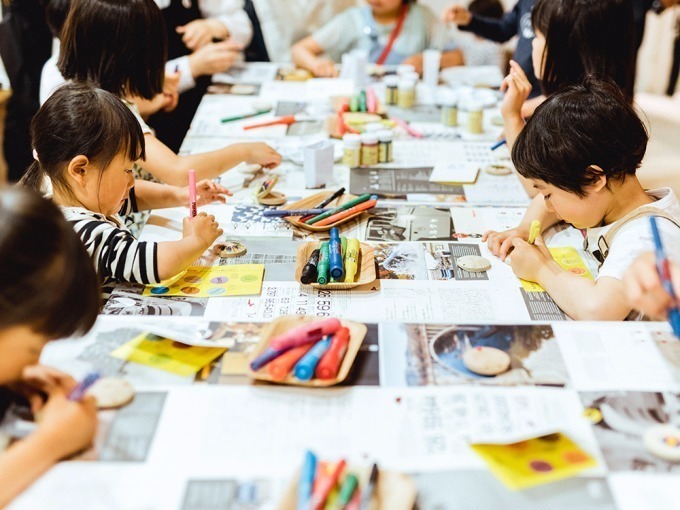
528, 220, 541, 245
344, 238, 360, 283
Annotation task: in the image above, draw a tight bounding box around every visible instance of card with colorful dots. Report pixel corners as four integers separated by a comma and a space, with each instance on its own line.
143, 264, 264, 298
470, 433, 597, 490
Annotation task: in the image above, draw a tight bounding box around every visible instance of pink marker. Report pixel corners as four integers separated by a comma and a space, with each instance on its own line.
188, 169, 197, 217
366, 87, 377, 114
269, 318, 342, 351
392, 116, 424, 138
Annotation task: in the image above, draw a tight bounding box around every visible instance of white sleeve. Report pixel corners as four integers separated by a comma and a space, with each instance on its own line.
598, 218, 680, 281
200, 0, 253, 47
166, 56, 196, 94
40, 55, 66, 105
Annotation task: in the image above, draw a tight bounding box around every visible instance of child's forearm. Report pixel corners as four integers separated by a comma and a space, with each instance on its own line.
134, 180, 184, 211
536, 263, 630, 320
156, 237, 210, 280
0, 431, 64, 507
291, 41, 321, 73
440, 49, 464, 68
520, 194, 561, 232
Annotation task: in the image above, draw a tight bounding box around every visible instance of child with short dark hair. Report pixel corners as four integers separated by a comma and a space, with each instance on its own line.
483, 78, 680, 320
0, 187, 100, 506
22, 83, 229, 300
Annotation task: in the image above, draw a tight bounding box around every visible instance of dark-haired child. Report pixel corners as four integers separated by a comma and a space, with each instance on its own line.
22, 83, 229, 300
0, 187, 100, 506
54, 0, 280, 187
483, 79, 680, 320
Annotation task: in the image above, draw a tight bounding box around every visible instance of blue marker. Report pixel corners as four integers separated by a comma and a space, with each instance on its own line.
328, 227, 345, 280
294, 337, 332, 381
250, 347, 288, 371
68, 371, 101, 401
650, 217, 680, 338
490, 139, 506, 151
297, 450, 317, 510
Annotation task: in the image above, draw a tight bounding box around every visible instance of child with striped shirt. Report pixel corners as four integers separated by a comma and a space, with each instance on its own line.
21, 83, 228, 299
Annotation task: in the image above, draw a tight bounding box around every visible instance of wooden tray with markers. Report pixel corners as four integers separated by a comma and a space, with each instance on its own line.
279, 191, 365, 232
295, 241, 375, 290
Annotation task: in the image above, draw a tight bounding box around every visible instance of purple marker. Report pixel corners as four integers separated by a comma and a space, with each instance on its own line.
68, 371, 101, 401
250, 347, 289, 371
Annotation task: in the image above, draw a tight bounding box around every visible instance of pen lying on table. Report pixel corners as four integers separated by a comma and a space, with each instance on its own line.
263, 209, 330, 218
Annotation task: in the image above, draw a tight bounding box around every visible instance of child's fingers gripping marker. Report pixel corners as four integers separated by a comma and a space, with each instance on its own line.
528, 220, 541, 245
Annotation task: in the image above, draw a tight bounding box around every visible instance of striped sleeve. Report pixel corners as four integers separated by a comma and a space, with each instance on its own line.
69, 217, 161, 286
118, 187, 139, 216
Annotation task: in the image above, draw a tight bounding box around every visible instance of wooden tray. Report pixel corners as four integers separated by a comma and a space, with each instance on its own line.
295, 241, 375, 290
280, 191, 366, 232
277, 464, 417, 510
247, 315, 367, 387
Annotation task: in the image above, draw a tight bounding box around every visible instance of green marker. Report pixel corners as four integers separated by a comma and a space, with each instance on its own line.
350, 95, 359, 112
306, 194, 372, 225
337, 473, 359, 509
358, 90, 367, 112
341, 236, 347, 259
317, 242, 330, 285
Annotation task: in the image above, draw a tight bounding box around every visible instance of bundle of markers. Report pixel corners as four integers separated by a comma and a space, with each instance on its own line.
250, 318, 351, 382
296, 451, 379, 510
301, 228, 361, 285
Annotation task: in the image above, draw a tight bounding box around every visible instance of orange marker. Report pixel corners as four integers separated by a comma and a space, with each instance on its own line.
314, 199, 377, 227
243, 115, 296, 130
315, 327, 350, 380
311, 459, 346, 510
267, 343, 315, 381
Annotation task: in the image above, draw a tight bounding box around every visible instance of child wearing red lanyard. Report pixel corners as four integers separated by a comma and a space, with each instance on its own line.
292, 0, 463, 77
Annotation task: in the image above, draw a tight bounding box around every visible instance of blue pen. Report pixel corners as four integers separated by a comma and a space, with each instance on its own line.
262, 209, 329, 217
68, 371, 101, 401
490, 139, 506, 151
294, 337, 332, 381
297, 450, 317, 510
328, 227, 345, 280
250, 346, 289, 371
650, 217, 680, 337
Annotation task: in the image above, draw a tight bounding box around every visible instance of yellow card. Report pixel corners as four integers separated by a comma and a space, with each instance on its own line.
520, 247, 593, 292
143, 264, 264, 298
471, 433, 597, 490
111, 333, 226, 376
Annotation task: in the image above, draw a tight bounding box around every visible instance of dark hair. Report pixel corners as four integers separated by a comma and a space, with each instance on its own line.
45, 0, 71, 38
58, 0, 166, 100
0, 187, 100, 338
469, 0, 504, 19
512, 77, 648, 196
20, 83, 145, 200
532, 0, 635, 98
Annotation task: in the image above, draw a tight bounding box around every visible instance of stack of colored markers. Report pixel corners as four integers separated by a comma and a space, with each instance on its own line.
301, 228, 361, 285
296, 451, 379, 510
249, 318, 351, 382
305, 194, 377, 227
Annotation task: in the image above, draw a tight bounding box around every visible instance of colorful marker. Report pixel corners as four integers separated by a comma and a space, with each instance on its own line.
300, 249, 321, 285
329, 228, 345, 280
366, 87, 377, 114
314, 198, 377, 227
250, 346, 289, 371
344, 239, 360, 283
341, 236, 347, 259
528, 220, 541, 245
316, 326, 350, 380
307, 194, 372, 225
358, 90, 367, 112
311, 459, 346, 510
297, 451, 317, 510
263, 209, 329, 217
68, 371, 101, 401
267, 343, 315, 381
650, 216, 680, 338
221, 107, 271, 124
490, 138, 507, 151
188, 169, 197, 217
294, 336, 332, 381
317, 242, 330, 285
300, 188, 346, 222
337, 473, 359, 509
269, 317, 341, 351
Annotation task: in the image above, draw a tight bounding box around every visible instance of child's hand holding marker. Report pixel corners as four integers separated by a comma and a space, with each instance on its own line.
183, 212, 223, 248
624, 252, 680, 320
508, 230, 553, 283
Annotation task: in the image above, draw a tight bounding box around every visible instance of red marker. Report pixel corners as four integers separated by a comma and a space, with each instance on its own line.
311, 459, 346, 510
314, 199, 377, 227
269, 318, 342, 351
188, 169, 197, 217
316, 327, 350, 380
267, 343, 314, 381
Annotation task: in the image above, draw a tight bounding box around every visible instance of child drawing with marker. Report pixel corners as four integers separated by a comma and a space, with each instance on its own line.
21, 83, 230, 300
483, 78, 680, 320
0, 187, 100, 506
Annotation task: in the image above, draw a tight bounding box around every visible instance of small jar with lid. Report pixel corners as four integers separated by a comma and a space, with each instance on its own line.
384, 75, 400, 105
397, 80, 416, 109
466, 101, 484, 134
342, 133, 361, 167
440, 97, 458, 127
377, 130, 394, 163
360, 133, 379, 166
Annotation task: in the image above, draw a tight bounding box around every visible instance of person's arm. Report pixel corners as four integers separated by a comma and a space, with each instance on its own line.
446, 2, 520, 43
167, 57, 196, 94
291, 36, 338, 77
133, 179, 231, 211
440, 49, 464, 68
199, 0, 253, 48
510, 235, 633, 320
0, 389, 97, 507
521, 95, 546, 119
624, 252, 680, 319
482, 194, 561, 260
140, 135, 281, 186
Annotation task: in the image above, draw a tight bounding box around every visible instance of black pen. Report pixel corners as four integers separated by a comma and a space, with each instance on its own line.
360, 463, 379, 510
300, 188, 346, 222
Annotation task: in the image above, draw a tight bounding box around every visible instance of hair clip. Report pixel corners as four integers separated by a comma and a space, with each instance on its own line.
32, 149, 39, 162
